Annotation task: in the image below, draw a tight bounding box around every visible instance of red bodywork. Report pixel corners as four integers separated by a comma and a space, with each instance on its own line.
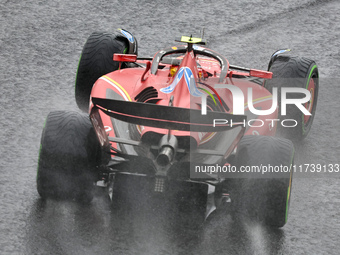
89, 44, 277, 163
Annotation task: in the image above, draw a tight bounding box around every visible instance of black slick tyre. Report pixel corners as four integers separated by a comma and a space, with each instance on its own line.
75, 32, 128, 112
37, 111, 100, 201
232, 135, 294, 228
265, 55, 319, 141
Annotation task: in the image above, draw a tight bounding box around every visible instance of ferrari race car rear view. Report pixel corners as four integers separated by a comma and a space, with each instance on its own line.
37, 29, 319, 228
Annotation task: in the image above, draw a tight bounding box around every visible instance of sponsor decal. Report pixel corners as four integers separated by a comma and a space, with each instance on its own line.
160, 67, 223, 108
160, 67, 203, 97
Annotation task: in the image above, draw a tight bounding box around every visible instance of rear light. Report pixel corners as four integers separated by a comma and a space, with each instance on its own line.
154, 177, 165, 193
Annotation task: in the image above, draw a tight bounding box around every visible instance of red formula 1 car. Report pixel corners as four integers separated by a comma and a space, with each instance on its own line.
37, 29, 319, 228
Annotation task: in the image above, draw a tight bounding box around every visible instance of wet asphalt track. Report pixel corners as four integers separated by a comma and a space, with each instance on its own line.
1, 0, 340, 254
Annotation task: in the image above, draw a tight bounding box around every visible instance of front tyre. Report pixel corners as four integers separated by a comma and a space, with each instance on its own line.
265, 56, 319, 141
75, 32, 128, 112
37, 111, 101, 201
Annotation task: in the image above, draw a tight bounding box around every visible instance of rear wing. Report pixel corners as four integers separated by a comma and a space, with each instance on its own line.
92, 97, 246, 132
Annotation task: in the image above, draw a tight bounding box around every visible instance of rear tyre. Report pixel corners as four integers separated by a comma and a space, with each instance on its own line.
232, 136, 294, 228
265, 55, 319, 141
37, 111, 101, 201
75, 32, 128, 112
